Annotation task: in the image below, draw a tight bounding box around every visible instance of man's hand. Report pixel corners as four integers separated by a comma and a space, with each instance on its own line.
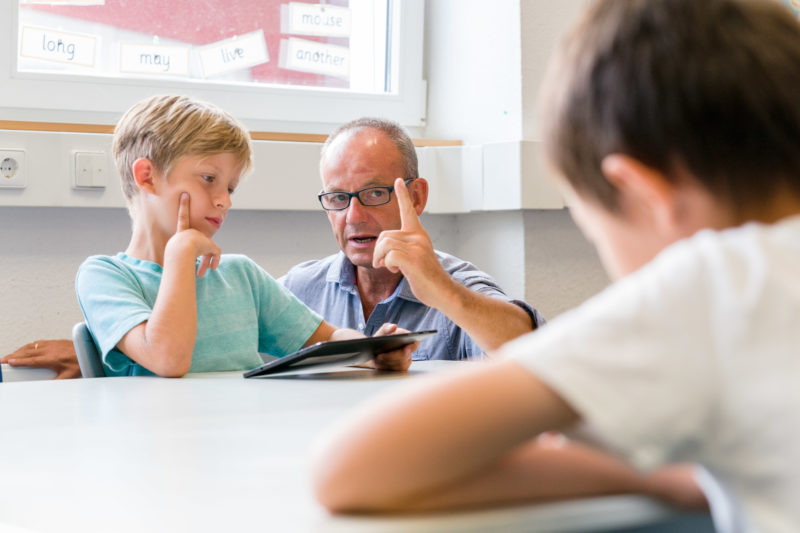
372, 178, 455, 309
372, 178, 535, 353
1, 340, 81, 379
166, 193, 221, 277
331, 323, 417, 372
368, 323, 417, 372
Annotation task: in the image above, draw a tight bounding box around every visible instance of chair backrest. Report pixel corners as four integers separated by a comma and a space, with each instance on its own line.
72, 322, 105, 378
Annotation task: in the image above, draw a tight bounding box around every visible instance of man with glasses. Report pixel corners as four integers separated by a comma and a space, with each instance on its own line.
280, 117, 543, 361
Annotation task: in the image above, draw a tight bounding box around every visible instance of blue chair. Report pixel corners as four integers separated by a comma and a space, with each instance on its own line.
71, 322, 105, 378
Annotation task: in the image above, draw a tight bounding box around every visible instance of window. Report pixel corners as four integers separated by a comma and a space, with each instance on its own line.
3, 0, 425, 128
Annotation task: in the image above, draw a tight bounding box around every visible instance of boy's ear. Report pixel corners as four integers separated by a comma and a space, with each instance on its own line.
601, 154, 678, 232
131, 157, 158, 194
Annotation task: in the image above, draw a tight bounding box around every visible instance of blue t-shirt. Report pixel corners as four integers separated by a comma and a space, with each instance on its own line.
280, 251, 544, 361
76, 253, 322, 376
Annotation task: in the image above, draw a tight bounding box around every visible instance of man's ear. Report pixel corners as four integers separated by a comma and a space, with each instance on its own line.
131, 158, 158, 194
601, 154, 678, 232
410, 178, 429, 216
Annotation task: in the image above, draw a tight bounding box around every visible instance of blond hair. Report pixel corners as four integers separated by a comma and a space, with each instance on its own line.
112, 95, 252, 205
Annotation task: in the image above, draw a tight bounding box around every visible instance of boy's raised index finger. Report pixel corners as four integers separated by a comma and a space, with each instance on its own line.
395, 178, 421, 230
176, 192, 191, 231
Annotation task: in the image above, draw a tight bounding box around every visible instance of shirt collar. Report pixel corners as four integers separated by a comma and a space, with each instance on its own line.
326, 251, 421, 303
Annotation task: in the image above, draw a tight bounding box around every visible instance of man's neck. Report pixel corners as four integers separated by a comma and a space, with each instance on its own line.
355, 265, 404, 320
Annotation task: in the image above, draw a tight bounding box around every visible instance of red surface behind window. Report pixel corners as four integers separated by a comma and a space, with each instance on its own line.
22, 0, 350, 88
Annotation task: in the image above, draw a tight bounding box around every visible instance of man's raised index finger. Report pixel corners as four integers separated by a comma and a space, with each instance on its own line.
395, 178, 421, 230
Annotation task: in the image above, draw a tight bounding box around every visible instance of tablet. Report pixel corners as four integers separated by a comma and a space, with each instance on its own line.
243, 330, 437, 378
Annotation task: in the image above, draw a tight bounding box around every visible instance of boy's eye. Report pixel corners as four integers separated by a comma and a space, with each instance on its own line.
202, 175, 215, 183
228, 187, 236, 195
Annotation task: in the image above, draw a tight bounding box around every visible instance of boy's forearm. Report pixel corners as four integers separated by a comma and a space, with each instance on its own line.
393, 440, 652, 512
401, 443, 707, 513
148, 252, 198, 373
118, 246, 198, 377
312, 359, 702, 514
312, 361, 578, 512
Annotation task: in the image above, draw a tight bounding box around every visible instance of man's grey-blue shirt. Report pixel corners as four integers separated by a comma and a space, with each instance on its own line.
279, 251, 544, 361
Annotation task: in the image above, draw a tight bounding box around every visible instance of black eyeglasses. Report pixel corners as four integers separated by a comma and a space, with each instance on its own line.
318, 178, 416, 211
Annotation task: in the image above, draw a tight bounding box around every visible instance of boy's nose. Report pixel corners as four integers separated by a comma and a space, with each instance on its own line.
216, 192, 232, 210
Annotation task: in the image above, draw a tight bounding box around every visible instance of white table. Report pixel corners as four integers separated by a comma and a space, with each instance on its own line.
0, 362, 711, 533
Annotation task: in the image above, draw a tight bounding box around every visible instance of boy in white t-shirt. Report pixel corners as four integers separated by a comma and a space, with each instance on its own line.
309, 0, 800, 530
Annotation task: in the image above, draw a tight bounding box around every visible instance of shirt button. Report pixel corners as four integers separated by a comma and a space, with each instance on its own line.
358, 323, 365, 330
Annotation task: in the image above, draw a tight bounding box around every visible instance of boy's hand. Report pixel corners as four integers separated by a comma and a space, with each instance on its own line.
644, 463, 709, 511
168, 193, 221, 277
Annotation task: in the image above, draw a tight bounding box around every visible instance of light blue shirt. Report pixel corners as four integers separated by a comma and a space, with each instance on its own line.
280, 251, 544, 361
76, 253, 322, 376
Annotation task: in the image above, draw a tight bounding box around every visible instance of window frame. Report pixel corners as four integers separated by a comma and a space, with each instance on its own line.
0, 0, 426, 129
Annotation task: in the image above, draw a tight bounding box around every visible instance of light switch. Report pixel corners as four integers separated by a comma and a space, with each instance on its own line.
74, 152, 107, 189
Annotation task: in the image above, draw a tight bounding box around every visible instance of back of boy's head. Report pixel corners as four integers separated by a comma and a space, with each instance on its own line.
112, 95, 252, 204
541, 0, 800, 214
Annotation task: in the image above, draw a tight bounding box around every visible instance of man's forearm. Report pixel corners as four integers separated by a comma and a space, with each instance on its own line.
438, 281, 535, 352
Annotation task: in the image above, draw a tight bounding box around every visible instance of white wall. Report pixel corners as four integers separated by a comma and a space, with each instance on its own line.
453, 211, 526, 299
424, 0, 586, 143
446, 209, 609, 319
423, 0, 522, 144
523, 210, 609, 318
520, 1, 587, 140
422, 0, 606, 322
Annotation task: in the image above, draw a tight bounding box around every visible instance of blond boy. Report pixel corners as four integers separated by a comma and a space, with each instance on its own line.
76, 95, 413, 377
311, 0, 800, 530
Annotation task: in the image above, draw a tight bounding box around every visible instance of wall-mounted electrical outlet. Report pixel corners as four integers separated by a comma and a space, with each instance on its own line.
0, 150, 26, 188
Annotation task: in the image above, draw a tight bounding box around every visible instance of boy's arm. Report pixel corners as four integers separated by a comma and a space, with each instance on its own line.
116, 194, 220, 377
370, 439, 707, 512
311, 359, 575, 511
311, 360, 705, 512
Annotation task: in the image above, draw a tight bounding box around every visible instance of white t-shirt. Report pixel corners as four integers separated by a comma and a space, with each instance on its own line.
505, 215, 800, 533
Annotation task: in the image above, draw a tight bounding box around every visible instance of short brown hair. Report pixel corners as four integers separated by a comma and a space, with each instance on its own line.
540, 0, 800, 213
321, 117, 419, 180
112, 95, 252, 203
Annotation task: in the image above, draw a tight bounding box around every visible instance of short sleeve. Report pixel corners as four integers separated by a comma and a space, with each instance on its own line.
75, 256, 152, 373
247, 260, 323, 356
502, 248, 717, 471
